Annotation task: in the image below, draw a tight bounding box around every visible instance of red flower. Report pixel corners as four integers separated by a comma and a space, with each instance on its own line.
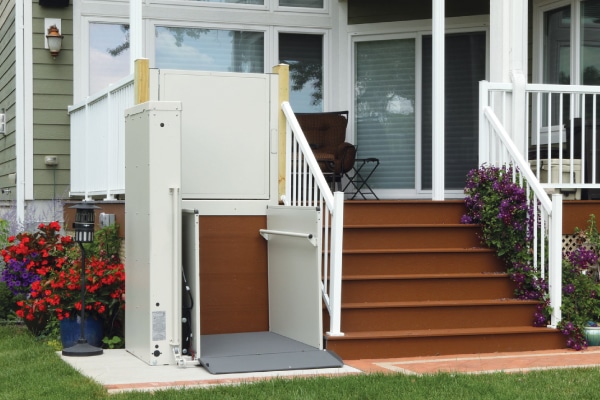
6, 221, 125, 329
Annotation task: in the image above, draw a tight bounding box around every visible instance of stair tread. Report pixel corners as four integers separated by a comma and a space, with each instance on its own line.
345, 223, 476, 229
344, 273, 509, 280
327, 326, 558, 340
341, 299, 540, 309
343, 247, 494, 254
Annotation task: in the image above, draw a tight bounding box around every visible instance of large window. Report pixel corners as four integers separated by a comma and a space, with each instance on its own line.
89, 23, 130, 94
279, 33, 323, 112
155, 27, 264, 72
354, 31, 486, 194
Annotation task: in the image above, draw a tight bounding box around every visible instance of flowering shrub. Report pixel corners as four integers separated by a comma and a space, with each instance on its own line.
0, 222, 72, 320
462, 165, 547, 307
558, 215, 600, 350
0, 222, 125, 334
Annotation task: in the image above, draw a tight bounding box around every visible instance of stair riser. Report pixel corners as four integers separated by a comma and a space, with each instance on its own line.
326, 331, 566, 359
342, 278, 517, 302
344, 201, 466, 225
335, 304, 538, 332
343, 227, 482, 250
342, 251, 506, 276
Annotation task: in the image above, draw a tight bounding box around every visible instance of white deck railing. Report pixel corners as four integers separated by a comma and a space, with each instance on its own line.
281, 101, 345, 336
483, 81, 600, 197
68, 75, 135, 200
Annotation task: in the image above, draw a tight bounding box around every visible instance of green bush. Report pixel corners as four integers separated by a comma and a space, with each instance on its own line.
0, 280, 16, 321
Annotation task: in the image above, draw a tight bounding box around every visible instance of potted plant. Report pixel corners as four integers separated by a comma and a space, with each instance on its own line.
559, 215, 600, 349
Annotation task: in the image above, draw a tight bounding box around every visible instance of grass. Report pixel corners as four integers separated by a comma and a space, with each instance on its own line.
2, 324, 600, 399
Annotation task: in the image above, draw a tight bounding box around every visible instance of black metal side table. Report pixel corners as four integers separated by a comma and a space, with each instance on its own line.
343, 158, 380, 199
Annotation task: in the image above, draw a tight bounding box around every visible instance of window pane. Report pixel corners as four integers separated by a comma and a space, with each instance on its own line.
279, 33, 323, 112
155, 27, 264, 73
280, 0, 323, 8
581, 0, 600, 119
544, 6, 571, 84
355, 39, 416, 190
543, 6, 571, 127
89, 23, 130, 94
421, 33, 486, 190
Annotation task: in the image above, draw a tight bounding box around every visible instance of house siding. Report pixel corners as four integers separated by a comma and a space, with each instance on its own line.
0, 0, 17, 194
31, 1, 72, 201
348, 0, 490, 25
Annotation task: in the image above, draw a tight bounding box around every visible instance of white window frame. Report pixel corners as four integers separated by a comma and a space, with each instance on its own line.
148, 21, 270, 72
74, 0, 334, 100
531, 0, 598, 144
74, 16, 131, 101
274, 27, 330, 111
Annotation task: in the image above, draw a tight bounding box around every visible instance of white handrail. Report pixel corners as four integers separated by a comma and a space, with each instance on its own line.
281, 101, 345, 336
480, 81, 563, 327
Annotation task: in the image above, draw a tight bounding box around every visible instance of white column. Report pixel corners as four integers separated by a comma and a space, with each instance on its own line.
130, 0, 143, 73
489, 0, 529, 155
432, 0, 445, 200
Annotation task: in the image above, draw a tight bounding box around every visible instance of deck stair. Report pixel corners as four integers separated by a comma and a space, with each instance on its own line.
324, 200, 565, 359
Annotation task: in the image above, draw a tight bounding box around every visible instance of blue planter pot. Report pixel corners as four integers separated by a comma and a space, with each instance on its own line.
60, 315, 104, 349
584, 326, 600, 346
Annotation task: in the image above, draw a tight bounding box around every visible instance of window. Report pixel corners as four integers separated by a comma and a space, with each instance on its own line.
540, 0, 600, 125
355, 38, 416, 190
279, 33, 323, 112
89, 23, 130, 94
155, 27, 264, 72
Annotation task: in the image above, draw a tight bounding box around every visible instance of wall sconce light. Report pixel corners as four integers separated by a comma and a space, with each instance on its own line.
46, 25, 64, 58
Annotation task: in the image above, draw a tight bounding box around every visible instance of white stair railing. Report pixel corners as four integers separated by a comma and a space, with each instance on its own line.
281, 101, 345, 337
480, 80, 563, 327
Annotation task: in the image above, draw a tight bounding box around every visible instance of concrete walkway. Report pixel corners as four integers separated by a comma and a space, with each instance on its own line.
60, 347, 600, 394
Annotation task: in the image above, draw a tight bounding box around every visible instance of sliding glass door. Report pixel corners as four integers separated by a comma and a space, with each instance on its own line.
354, 31, 486, 197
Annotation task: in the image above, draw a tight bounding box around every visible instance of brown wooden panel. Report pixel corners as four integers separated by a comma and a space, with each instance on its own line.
199, 216, 269, 334
62, 201, 125, 237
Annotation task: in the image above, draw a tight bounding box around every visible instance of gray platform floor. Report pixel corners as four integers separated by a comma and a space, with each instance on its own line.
200, 331, 344, 374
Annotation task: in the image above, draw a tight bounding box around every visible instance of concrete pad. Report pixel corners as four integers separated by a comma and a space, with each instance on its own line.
59, 349, 360, 393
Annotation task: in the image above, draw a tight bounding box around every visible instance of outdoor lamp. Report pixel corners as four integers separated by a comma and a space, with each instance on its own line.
46, 25, 63, 59
62, 202, 103, 357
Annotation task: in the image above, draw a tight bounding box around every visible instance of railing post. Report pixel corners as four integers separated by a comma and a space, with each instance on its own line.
511, 70, 527, 157
479, 80, 490, 165
134, 58, 150, 105
273, 64, 289, 203
549, 193, 563, 328
327, 191, 344, 336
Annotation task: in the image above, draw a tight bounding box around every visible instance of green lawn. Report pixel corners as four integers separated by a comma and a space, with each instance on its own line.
2, 324, 600, 400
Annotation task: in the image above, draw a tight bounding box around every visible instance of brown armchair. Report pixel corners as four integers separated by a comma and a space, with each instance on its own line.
296, 111, 357, 191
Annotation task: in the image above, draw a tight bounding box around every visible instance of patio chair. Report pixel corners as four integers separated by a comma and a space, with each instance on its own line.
296, 111, 356, 191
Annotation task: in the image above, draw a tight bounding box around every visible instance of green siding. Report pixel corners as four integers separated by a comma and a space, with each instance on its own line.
32, 1, 73, 201
0, 0, 17, 193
